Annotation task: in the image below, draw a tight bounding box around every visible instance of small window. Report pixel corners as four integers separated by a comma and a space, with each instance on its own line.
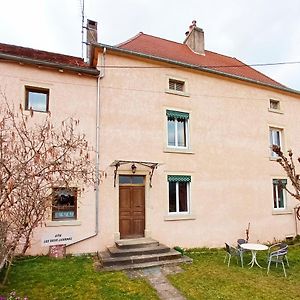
169, 79, 184, 92
119, 175, 144, 185
168, 175, 191, 214
273, 179, 287, 209
25, 86, 49, 112
167, 110, 189, 148
270, 99, 280, 110
52, 187, 77, 220
269, 127, 282, 157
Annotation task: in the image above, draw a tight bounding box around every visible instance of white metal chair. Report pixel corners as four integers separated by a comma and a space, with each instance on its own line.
267, 245, 289, 277
267, 243, 289, 267
224, 243, 244, 268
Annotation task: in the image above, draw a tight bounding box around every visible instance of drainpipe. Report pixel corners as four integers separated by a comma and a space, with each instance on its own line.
67, 47, 106, 247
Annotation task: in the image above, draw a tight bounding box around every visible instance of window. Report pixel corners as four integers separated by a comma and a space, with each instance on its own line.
25, 86, 49, 112
168, 175, 191, 214
52, 187, 77, 220
167, 110, 189, 148
269, 127, 282, 157
273, 179, 287, 209
270, 99, 280, 110
169, 79, 185, 92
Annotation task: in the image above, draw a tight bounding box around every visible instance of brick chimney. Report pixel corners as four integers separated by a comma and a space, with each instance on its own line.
86, 19, 98, 63
183, 20, 205, 55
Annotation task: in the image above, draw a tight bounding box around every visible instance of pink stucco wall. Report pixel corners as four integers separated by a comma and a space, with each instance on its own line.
1, 51, 300, 255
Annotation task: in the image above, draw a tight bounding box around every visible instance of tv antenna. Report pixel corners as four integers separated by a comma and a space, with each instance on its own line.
80, 0, 85, 59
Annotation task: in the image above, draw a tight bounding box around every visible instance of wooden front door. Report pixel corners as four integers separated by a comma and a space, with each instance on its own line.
119, 176, 145, 239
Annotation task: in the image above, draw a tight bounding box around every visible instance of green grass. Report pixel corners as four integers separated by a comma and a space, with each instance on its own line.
0, 255, 159, 300
168, 245, 300, 300
1, 246, 300, 299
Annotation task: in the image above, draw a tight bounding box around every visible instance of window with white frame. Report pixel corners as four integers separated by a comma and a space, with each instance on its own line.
269, 127, 282, 157
272, 179, 287, 209
167, 110, 189, 148
168, 175, 191, 214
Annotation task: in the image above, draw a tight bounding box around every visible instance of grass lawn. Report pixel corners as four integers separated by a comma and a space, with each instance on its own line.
0, 245, 299, 300
0, 255, 159, 300
168, 244, 300, 300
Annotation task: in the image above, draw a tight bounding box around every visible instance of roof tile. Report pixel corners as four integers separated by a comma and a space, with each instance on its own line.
118, 33, 284, 88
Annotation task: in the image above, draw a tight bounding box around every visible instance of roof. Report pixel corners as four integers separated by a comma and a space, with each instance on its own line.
0, 43, 99, 75
116, 32, 285, 89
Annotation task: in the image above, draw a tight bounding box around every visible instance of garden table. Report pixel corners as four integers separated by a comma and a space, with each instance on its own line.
240, 243, 268, 268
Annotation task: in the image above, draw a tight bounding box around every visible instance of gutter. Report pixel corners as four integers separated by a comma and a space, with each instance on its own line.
0, 52, 99, 76
93, 43, 300, 97
66, 48, 106, 248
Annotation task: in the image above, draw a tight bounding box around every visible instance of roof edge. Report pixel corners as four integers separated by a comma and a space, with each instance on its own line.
0, 52, 100, 76
94, 43, 300, 96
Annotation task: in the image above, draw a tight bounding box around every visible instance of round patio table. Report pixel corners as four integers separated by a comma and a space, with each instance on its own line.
240, 243, 268, 268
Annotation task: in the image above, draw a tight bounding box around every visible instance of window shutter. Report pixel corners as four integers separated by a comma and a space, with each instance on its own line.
168, 175, 191, 182
166, 110, 189, 120
169, 79, 184, 92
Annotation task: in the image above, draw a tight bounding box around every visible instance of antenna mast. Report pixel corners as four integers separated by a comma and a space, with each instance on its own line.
81, 0, 85, 59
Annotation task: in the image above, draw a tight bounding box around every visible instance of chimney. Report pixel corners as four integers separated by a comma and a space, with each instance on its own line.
183, 20, 205, 55
86, 19, 98, 63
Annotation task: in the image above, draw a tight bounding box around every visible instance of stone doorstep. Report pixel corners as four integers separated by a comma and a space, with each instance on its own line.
100, 249, 182, 267
115, 237, 159, 249
99, 256, 192, 272
108, 244, 170, 257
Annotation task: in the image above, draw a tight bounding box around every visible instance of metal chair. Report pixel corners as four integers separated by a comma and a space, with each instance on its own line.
224, 243, 244, 268
267, 246, 289, 277
268, 243, 289, 267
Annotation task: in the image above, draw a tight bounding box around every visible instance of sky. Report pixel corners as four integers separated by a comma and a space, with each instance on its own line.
0, 0, 299, 90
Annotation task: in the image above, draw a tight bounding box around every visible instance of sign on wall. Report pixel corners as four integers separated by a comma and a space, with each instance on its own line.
42, 232, 74, 246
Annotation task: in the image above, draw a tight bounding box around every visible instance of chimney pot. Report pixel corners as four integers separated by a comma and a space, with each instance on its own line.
86, 19, 98, 63
183, 20, 205, 55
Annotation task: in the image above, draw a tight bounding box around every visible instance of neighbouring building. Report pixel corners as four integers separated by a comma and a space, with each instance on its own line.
1, 20, 300, 255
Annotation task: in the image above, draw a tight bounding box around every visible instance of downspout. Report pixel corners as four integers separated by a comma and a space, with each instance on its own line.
67, 48, 106, 247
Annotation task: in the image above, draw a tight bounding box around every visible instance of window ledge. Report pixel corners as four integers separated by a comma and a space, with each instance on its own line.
165, 89, 190, 97
272, 210, 293, 215
268, 108, 283, 114
45, 220, 81, 227
164, 148, 195, 154
164, 214, 196, 221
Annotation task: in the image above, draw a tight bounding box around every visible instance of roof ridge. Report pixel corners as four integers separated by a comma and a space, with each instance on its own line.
117, 32, 187, 48
115, 32, 144, 47
0, 42, 84, 61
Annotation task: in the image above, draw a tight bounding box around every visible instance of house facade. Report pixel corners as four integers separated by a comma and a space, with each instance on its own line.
1, 21, 300, 255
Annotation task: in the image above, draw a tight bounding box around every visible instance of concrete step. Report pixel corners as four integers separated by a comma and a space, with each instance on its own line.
98, 256, 192, 272
100, 249, 182, 267
108, 244, 170, 257
115, 237, 159, 249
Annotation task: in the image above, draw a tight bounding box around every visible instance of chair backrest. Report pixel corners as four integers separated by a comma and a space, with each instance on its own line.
237, 239, 247, 246
270, 249, 288, 262
225, 243, 230, 253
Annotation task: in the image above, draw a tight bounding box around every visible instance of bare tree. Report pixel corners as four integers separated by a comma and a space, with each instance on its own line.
272, 145, 300, 220
0, 94, 98, 281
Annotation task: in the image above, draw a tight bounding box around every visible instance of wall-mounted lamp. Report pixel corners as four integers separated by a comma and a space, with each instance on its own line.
131, 164, 137, 174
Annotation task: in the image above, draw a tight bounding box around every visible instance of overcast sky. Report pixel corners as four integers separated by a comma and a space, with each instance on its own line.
1, 0, 299, 90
